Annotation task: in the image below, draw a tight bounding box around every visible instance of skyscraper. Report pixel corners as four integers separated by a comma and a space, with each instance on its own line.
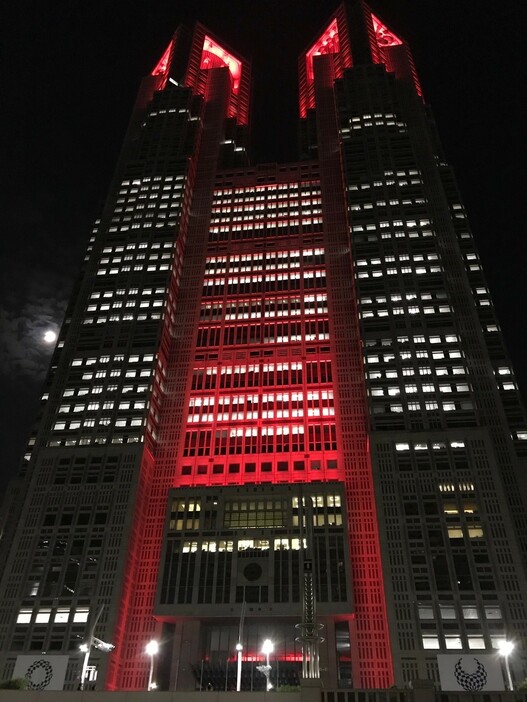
1, 0, 526, 693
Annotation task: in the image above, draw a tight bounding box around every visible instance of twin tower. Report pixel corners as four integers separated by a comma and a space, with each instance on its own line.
1, 1, 526, 693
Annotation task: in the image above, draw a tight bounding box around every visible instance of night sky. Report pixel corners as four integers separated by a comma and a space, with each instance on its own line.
1, 1, 525, 489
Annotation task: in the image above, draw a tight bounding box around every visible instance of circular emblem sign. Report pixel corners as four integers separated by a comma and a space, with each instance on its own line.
25, 659, 54, 690
454, 657, 488, 691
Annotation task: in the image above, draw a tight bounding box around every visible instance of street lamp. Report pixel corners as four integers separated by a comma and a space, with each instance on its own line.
236, 643, 243, 692
498, 640, 514, 691
146, 640, 159, 691
236, 601, 246, 692
79, 605, 114, 691
261, 639, 274, 691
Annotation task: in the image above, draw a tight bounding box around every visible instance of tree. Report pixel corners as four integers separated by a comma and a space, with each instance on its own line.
0, 678, 28, 689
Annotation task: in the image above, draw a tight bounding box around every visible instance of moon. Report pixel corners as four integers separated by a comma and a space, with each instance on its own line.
43, 330, 57, 344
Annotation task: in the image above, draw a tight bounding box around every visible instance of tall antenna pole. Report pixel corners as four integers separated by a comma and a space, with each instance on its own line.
296, 490, 324, 679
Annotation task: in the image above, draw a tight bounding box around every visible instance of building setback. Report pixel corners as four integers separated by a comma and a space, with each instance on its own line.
1, 0, 526, 693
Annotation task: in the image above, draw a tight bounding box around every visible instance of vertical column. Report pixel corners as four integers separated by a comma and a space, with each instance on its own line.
106, 67, 231, 690
313, 54, 394, 688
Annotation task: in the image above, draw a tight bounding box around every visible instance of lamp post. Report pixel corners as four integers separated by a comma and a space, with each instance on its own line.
498, 640, 514, 691
236, 600, 246, 692
79, 605, 109, 691
145, 640, 159, 691
236, 643, 243, 692
261, 639, 274, 691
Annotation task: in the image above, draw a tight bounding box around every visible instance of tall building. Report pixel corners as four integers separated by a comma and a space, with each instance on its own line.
1, 0, 526, 693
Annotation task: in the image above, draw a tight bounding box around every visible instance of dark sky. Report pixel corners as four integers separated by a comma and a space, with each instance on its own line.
1, 1, 525, 488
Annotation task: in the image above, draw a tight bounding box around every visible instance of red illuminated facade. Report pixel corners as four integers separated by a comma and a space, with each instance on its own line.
1, 0, 527, 694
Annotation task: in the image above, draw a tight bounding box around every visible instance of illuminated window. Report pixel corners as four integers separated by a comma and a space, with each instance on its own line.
54, 609, 70, 623
468, 637, 486, 650
17, 609, 32, 624
418, 607, 434, 620
422, 636, 440, 649
35, 609, 51, 624
445, 636, 463, 650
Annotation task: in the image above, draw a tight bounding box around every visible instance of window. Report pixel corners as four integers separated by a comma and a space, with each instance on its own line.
422, 636, 440, 649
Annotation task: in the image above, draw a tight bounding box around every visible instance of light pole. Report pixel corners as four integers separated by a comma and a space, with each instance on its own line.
261, 639, 274, 691
146, 640, 159, 691
498, 640, 514, 691
236, 643, 243, 692
236, 600, 246, 692
79, 605, 113, 691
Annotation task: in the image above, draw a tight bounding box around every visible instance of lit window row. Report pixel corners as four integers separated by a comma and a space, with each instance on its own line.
72, 353, 154, 367
200, 294, 328, 321
87, 298, 164, 312
422, 635, 506, 651
48, 435, 142, 447
365, 333, 459, 346
213, 182, 320, 196
206, 249, 322, 263
350, 198, 429, 211
119, 174, 184, 189
361, 291, 446, 305
191, 359, 329, 390
111, 209, 180, 223
183, 423, 337, 456
347, 175, 422, 191
83, 312, 162, 324
81, 370, 152, 382
373, 400, 473, 414
187, 391, 334, 422
204, 271, 324, 286
357, 264, 441, 279
98, 252, 170, 265
371, 382, 470, 396
116, 186, 182, 206
17, 607, 89, 625
212, 197, 321, 209
215, 200, 319, 211
108, 220, 180, 232
101, 241, 172, 254
396, 441, 466, 452
371, 365, 435, 380
57, 400, 145, 414
53, 417, 144, 431
357, 251, 437, 267
62, 382, 148, 398
209, 217, 323, 231
362, 304, 451, 318
89, 286, 167, 299
202, 272, 326, 297
367, 352, 464, 367
196, 321, 330, 347
177, 538, 307, 554
96, 263, 171, 276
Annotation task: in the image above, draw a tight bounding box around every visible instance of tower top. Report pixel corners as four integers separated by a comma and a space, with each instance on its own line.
298, 1, 422, 117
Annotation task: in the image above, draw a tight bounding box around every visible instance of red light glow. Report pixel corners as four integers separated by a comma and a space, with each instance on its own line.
226, 653, 305, 663
151, 40, 173, 76
201, 36, 241, 94
371, 14, 403, 48
305, 19, 340, 82
368, 10, 422, 98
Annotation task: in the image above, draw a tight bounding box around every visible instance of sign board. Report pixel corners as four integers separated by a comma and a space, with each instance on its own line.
437, 654, 505, 692
12, 655, 69, 691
